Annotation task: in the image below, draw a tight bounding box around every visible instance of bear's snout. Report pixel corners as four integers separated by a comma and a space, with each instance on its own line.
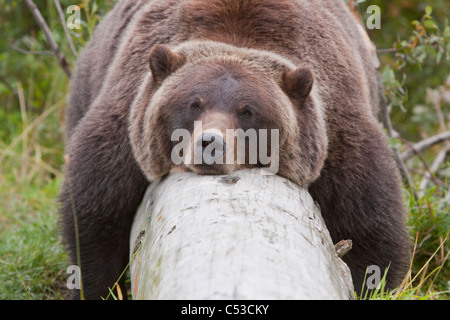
195, 131, 227, 164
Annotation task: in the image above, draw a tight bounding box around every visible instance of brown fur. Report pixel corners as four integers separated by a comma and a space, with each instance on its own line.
61, 0, 410, 299
130, 42, 327, 186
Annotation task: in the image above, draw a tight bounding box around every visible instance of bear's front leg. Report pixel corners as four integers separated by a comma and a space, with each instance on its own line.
59, 107, 149, 300
309, 121, 411, 294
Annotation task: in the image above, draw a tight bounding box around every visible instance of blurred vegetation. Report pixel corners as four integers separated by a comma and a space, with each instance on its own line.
0, 0, 116, 299
360, 0, 450, 139
356, 0, 450, 299
0, 0, 448, 299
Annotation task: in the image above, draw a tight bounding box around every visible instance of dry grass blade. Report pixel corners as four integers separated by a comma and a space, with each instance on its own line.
0, 100, 62, 163
395, 235, 449, 299
16, 269, 32, 300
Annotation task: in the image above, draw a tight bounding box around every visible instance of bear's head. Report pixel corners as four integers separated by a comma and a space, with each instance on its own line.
129, 41, 328, 187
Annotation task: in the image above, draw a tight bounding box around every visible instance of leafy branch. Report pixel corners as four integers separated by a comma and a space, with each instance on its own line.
23, 0, 72, 78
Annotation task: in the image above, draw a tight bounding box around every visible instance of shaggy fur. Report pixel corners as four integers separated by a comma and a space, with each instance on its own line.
129, 41, 328, 186
61, 0, 410, 299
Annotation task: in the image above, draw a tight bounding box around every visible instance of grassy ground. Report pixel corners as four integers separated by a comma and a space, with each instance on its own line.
0, 83, 68, 299
0, 110, 69, 299
0, 0, 448, 300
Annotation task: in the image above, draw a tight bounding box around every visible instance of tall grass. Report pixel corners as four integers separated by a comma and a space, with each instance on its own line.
0, 82, 67, 298
358, 232, 449, 300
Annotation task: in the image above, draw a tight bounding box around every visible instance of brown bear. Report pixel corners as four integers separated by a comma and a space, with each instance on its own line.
60, 0, 410, 299
129, 41, 328, 186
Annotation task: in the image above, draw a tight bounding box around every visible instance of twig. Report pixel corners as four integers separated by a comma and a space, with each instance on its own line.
334, 240, 352, 259
53, 0, 77, 57
10, 43, 53, 56
415, 146, 442, 183
433, 94, 448, 134
376, 48, 398, 54
400, 136, 444, 186
419, 146, 450, 196
400, 131, 450, 162
378, 75, 417, 199
419, 92, 450, 195
24, 0, 71, 78
0, 75, 14, 92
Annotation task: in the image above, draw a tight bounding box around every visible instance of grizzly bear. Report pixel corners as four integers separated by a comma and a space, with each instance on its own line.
60, 0, 410, 299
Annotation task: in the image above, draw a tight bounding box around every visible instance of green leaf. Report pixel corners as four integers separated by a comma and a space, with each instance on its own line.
424, 20, 437, 30
444, 25, 450, 37
436, 49, 443, 64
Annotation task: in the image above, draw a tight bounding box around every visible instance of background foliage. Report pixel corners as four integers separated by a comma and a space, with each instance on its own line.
0, 0, 448, 299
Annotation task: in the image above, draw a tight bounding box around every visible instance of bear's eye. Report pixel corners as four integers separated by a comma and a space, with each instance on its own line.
190, 101, 202, 111
239, 105, 254, 118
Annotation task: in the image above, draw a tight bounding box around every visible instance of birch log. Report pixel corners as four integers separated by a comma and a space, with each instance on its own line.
129, 169, 354, 299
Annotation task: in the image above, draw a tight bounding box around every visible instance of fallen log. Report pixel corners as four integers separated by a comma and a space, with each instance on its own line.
129, 169, 354, 299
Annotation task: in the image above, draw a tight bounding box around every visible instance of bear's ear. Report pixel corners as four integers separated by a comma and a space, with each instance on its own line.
149, 45, 186, 83
281, 67, 314, 105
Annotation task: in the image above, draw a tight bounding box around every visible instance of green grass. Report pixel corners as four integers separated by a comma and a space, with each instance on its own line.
357, 232, 449, 300
0, 175, 68, 299
0, 0, 113, 300
0, 94, 69, 299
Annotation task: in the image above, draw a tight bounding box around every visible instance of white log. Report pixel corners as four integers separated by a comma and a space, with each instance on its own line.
129, 169, 354, 300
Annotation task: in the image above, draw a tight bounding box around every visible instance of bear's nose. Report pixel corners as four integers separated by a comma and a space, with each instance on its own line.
195, 131, 226, 163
